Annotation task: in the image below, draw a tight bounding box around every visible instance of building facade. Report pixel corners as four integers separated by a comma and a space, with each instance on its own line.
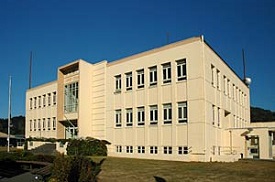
26, 36, 264, 162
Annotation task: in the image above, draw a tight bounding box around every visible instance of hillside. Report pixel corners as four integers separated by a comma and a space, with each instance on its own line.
250, 107, 275, 122
0, 116, 25, 135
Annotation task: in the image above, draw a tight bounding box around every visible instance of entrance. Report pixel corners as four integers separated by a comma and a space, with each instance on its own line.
246, 135, 260, 159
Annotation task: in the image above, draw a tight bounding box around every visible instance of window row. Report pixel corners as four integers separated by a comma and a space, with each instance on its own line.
29, 117, 56, 131
211, 65, 247, 106
29, 92, 57, 110
115, 59, 187, 92
115, 102, 187, 127
212, 105, 221, 127
116, 145, 189, 155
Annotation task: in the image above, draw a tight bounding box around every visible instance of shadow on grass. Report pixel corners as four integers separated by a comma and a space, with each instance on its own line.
154, 176, 166, 182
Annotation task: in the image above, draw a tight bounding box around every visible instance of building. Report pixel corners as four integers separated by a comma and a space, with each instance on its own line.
25, 36, 273, 162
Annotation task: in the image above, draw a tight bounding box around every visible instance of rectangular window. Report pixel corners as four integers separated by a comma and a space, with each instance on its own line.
150, 146, 158, 154
126, 146, 133, 153
52, 117, 56, 130
177, 59, 187, 81
137, 146, 145, 154
164, 146, 172, 154
137, 107, 145, 126
42, 118, 46, 130
30, 120, 32, 131
115, 75, 122, 92
126, 72, 132, 91
116, 145, 122, 153
53, 92, 57, 105
149, 66, 157, 86
163, 103, 172, 124
30, 98, 32, 110
115, 109, 122, 127
48, 93, 51, 106
212, 105, 215, 126
150, 105, 158, 125
178, 146, 189, 155
64, 82, 79, 113
34, 97, 37, 109
38, 119, 41, 131
137, 69, 144, 88
211, 64, 215, 87
43, 94, 46, 107
224, 76, 227, 95
162, 63, 171, 83
34, 119, 36, 131
227, 79, 231, 97
178, 102, 187, 123
47, 118, 51, 130
38, 96, 41, 108
126, 108, 133, 126
217, 71, 221, 90
217, 107, 221, 127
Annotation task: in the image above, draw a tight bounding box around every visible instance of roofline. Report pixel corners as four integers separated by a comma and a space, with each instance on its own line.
27, 80, 57, 92
107, 36, 201, 67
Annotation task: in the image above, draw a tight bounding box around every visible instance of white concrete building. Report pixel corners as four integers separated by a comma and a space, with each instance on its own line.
25, 36, 274, 161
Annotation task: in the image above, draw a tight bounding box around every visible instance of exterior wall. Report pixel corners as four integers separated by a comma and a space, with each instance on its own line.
25, 36, 260, 162
25, 81, 57, 139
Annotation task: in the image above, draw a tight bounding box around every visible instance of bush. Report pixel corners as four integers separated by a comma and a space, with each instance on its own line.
51, 153, 104, 182
67, 138, 108, 156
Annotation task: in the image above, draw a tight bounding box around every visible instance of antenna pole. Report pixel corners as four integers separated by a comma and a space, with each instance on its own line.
29, 51, 32, 89
7, 76, 12, 152
242, 49, 246, 80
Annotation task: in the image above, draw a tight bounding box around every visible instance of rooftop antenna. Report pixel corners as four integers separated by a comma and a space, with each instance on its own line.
29, 51, 32, 89
7, 76, 12, 152
242, 49, 252, 86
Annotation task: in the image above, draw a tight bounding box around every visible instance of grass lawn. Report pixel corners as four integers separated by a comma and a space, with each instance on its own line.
97, 157, 275, 182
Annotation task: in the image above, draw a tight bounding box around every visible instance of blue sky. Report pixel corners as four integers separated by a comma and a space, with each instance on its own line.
0, 0, 274, 118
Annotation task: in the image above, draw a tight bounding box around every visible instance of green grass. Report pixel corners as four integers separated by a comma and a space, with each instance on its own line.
97, 157, 275, 182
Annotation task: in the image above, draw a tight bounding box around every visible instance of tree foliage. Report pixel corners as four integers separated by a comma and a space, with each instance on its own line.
251, 106, 275, 122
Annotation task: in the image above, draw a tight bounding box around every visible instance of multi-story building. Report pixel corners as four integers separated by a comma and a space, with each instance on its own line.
25, 36, 274, 161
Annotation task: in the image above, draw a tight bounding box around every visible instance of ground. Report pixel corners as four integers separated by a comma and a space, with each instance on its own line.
97, 157, 275, 182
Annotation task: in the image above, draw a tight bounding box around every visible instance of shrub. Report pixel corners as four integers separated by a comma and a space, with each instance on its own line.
66, 138, 108, 156
51, 153, 104, 182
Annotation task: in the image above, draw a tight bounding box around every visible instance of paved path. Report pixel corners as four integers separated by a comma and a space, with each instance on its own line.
0, 172, 36, 182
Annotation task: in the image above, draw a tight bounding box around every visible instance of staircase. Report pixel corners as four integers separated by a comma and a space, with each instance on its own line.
30, 143, 56, 155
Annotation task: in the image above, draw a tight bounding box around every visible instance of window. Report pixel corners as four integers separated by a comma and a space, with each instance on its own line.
43, 94, 46, 107
137, 107, 145, 126
211, 64, 215, 87
30, 98, 32, 110
177, 59, 187, 81
137, 69, 144, 88
126, 108, 133, 126
150, 146, 158, 154
115, 75, 121, 92
178, 102, 187, 123
47, 118, 51, 130
52, 117, 56, 130
217, 70, 220, 90
126, 146, 133, 153
212, 105, 215, 126
38, 96, 41, 108
34, 119, 36, 131
178, 146, 188, 155
53, 92, 57, 105
149, 66, 157, 86
162, 63, 171, 83
138, 146, 145, 154
150, 105, 158, 125
64, 82, 78, 113
163, 103, 172, 124
126, 72, 132, 91
223, 76, 227, 95
227, 79, 231, 97
34, 97, 37, 109
116, 145, 122, 153
42, 118, 46, 130
213, 146, 216, 155
38, 119, 41, 131
30, 120, 32, 131
217, 107, 221, 127
115, 109, 122, 127
48, 93, 51, 106
164, 146, 172, 154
